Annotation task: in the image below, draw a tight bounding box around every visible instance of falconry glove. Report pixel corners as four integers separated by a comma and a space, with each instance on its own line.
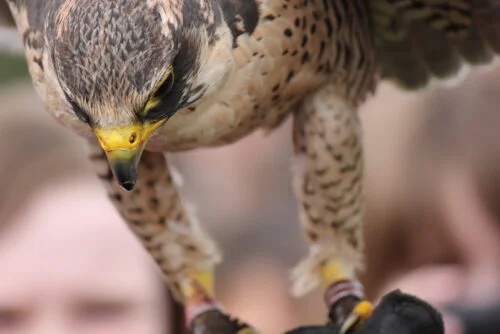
287, 291, 444, 334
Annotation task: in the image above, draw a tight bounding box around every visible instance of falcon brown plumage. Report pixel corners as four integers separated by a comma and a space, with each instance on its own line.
2, 0, 499, 333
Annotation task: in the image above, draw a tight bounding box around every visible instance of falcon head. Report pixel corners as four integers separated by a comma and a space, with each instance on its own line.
53, 0, 234, 190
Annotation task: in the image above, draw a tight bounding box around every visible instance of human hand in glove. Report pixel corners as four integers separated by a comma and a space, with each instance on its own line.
286, 290, 444, 334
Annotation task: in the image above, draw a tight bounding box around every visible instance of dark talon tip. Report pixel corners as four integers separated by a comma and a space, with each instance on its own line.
190, 309, 257, 334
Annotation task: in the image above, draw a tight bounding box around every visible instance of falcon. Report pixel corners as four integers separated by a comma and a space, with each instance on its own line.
2, 0, 499, 333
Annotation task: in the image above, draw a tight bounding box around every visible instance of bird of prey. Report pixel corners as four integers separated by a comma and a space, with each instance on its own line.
2, 0, 499, 333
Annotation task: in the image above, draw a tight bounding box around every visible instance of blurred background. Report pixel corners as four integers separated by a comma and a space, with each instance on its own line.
1, 32, 500, 333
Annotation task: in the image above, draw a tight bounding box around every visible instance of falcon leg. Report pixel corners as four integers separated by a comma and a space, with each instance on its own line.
88, 144, 259, 334
291, 86, 373, 333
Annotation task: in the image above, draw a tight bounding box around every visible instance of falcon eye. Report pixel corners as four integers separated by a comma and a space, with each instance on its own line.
144, 68, 175, 113
153, 70, 175, 99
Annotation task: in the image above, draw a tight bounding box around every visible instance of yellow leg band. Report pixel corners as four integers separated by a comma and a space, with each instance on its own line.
321, 261, 351, 285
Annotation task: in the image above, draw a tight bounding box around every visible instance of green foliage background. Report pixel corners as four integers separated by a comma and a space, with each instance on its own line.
0, 54, 29, 85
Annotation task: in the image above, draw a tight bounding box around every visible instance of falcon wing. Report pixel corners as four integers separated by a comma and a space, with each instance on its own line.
370, 0, 500, 89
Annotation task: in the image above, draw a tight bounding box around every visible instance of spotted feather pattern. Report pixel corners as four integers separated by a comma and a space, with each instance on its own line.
292, 85, 365, 296
88, 144, 221, 302
3, 0, 500, 311
371, 0, 500, 88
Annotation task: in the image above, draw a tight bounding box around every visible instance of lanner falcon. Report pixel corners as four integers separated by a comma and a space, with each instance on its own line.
2, 0, 499, 333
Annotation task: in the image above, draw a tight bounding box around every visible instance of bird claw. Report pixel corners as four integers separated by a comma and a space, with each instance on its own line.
286, 291, 373, 334
285, 300, 373, 334
183, 276, 259, 334
189, 309, 260, 334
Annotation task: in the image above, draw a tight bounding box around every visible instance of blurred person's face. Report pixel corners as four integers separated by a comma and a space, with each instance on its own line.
0, 180, 167, 334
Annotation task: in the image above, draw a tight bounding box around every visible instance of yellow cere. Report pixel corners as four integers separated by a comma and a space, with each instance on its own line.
94, 120, 165, 152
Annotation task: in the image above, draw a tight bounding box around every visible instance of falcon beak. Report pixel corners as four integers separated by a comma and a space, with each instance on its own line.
93, 120, 166, 191
104, 148, 143, 191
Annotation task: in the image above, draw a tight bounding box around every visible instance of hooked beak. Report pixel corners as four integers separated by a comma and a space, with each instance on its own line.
104, 146, 143, 191
93, 120, 165, 191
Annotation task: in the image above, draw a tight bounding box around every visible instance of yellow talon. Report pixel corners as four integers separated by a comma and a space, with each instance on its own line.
339, 300, 374, 334
320, 261, 352, 285
180, 269, 215, 300
191, 269, 215, 296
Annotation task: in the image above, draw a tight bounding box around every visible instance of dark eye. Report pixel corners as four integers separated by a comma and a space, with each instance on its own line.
152, 71, 175, 99
143, 69, 181, 121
